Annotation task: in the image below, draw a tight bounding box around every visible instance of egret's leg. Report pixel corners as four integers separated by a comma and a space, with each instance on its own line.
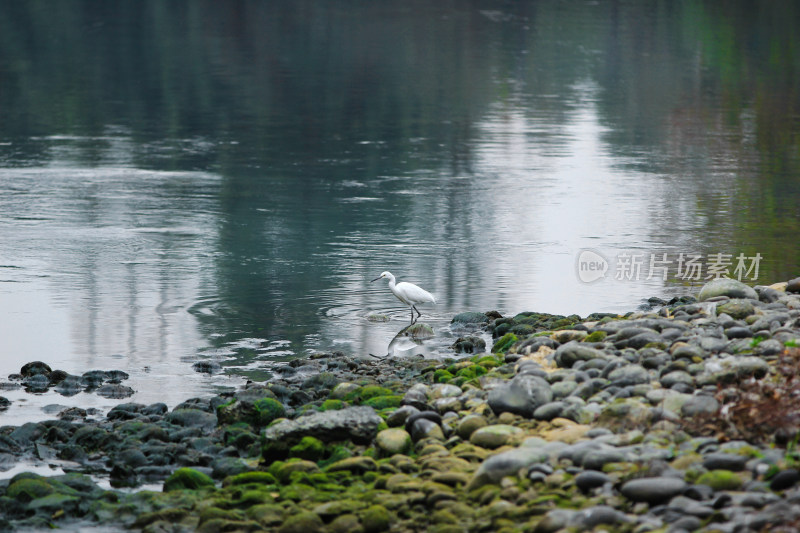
413, 305, 421, 323
410, 307, 415, 325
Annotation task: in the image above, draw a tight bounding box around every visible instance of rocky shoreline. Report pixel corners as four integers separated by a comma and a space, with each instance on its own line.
2, 277, 800, 532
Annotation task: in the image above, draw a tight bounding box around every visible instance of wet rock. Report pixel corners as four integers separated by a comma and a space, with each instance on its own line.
451, 336, 487, 354
451, 311, 490, 325
20, 361, 52, 378
96, 383, 135, 399
193, 361, 222, 374
22, 374, 49, 392
165, 408, 218, 430
399, 323, 434, 339
264, 406, 382, 444
488, 374, 552, 418
163, 467, 215, 491
698, 279, 758, 301
620, 476, 687, 504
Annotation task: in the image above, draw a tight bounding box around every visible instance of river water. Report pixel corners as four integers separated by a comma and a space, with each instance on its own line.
1, 1, 799, 424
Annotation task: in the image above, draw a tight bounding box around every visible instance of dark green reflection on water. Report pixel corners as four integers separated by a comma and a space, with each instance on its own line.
0, 1, 799, 368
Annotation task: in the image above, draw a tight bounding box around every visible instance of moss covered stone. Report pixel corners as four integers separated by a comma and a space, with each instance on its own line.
321, 399, 345, 410
583, 331, 607, 343
361, 504, 391, 533
455, 365, 488, 380
163, 468, 215, 492
254, 397, 286, 426
7, 476, 56, 502
363, 395, 402, 410
433, 369, 454, 383
696, 469, 743, 491
492, 333, 518, 354
289, 436, 326, 462
278, 511, 324, 533
224, 471, 278, 487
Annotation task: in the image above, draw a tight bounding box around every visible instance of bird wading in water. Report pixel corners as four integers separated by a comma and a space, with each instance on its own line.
371, 271, 436, 325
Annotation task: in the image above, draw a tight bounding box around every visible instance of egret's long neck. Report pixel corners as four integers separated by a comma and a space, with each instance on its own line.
386, 275, 396, 290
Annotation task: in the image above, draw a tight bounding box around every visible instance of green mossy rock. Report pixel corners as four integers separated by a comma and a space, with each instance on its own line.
696, 469, 743, 491
246, 503, 285, 526
326, 456, 378, 474
321, 399, 345, 410
583, 331, 607, 342
434, 369, 454, 383
6, 476, 56, 502
277, 511, 324, 533
363, 395, 402, 410
345, 385, 392, 403
456, 365, 488, 380
329, 513, 364, 533
289, 436, 326, 462
492, 333, 518, 354
276, 460, 320, 483
254, 397, 286, 426
224, 471, 278, 487
361, 504, 391, 533
163, 468, 215, 492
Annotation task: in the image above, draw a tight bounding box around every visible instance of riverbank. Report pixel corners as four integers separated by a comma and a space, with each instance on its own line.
2, 277, 800, 532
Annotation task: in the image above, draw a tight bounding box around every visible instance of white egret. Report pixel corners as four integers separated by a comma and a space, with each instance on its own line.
371, 271, 436, 325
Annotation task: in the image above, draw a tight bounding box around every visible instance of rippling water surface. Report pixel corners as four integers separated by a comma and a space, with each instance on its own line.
1, 1, 799, 424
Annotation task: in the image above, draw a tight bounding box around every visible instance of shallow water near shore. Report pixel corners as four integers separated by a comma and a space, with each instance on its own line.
1, 1, 799, 425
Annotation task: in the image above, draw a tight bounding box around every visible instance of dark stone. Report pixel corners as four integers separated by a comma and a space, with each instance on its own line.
107, 403, 145, 420
701, 452, 748, 471
96, 384, 135, 399
786, 277, 800, 293
165, 408, 218, 430
451, 336, 487, 354
20, 361, 52, 378
488, 374, 553, 418
533, 401, 567, 421
193, 361, 222, 374
404, 410, 442, 434
620, 477, 687, 504
769, 469, 800, 491
575, 470, 611, 492
451, 312, 490, 325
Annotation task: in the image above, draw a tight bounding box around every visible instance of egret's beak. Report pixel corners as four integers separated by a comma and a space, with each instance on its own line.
371, 276, 382, 282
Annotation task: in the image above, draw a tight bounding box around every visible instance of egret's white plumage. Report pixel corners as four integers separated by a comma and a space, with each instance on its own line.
371, 271, 435, 324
